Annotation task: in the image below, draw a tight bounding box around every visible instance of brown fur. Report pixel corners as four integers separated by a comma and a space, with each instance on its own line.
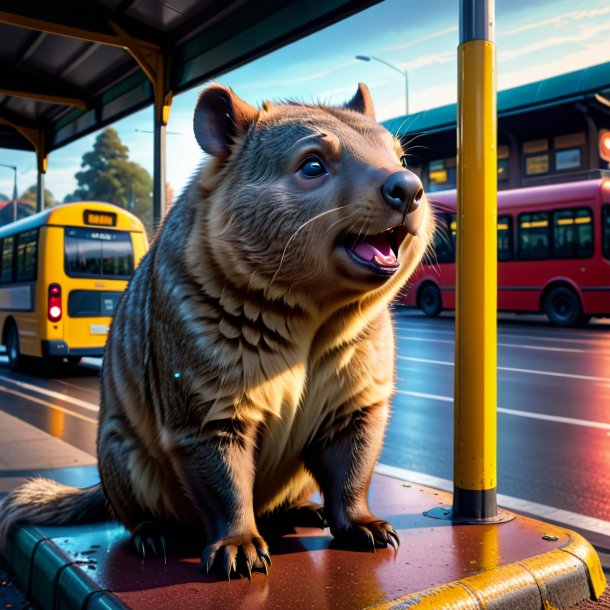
0, 84, 433, 578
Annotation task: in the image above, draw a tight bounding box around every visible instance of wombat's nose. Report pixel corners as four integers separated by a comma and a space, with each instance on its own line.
380, 171, 424, 214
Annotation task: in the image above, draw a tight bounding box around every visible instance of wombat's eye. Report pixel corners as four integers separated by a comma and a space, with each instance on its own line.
298, 155, 328, 178
400, 155, 408, 168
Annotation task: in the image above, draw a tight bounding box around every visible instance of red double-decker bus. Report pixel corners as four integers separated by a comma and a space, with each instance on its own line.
401, 177, 610, 326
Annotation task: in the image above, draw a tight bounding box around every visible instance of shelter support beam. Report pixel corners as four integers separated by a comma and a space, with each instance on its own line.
111, 23, 173, 226
453, 0, 499, 521
0, 114, 49, 211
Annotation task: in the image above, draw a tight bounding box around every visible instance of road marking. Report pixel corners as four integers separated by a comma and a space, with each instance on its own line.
0, 374, 99, 412
375, 463, 610, 538
394, 389, 610, 430
396, 334, 585, 353
397, 355, 610, 384
394, 323, 603, 346
396, 389, 453, 402
0, 385, 98, 424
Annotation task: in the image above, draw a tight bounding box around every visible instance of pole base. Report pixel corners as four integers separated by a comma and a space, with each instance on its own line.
424, 505, 515, 524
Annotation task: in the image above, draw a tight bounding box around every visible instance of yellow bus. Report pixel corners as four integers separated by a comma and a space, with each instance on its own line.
0, 202, 148, 370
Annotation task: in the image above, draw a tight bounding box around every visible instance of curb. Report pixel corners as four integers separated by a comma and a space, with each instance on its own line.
2, 525, 127, 610
370, 530, 606, 609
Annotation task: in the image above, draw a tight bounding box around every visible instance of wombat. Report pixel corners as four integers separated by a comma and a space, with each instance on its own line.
0, 83, 433, 578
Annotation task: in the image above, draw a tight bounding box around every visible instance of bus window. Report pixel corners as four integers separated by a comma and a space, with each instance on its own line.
15, 230, 38, 282
0, 236, 14, 283
432, 213, 454, 264
552, 208, 593, 259
497, 216, 513, 261
603, 205, 610, 260
518, 212, 550, 260
64, 228, 134, 279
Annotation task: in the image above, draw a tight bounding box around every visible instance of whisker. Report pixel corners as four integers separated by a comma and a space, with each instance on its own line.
401, 132, 429, 150
403, 145, 430, 153
270, 205, 351, 286
327, 210, 360, 234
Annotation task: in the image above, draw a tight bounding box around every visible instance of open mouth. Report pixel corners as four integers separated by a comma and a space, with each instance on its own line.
343, 225, 408, 276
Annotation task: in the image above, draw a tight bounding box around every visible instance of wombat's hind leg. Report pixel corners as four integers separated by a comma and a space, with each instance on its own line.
259, 501, 327, 537
201, 535, 271, 580
131, 521, 168, 562
303, 402, 400, 553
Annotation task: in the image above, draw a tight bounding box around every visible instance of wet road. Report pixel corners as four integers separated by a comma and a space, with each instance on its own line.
382, 310, 610, 530
1, 311, 609, 538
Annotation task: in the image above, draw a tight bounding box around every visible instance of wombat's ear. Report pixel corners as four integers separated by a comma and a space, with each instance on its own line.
193, 85, 259, 157
344, 83, 375, 119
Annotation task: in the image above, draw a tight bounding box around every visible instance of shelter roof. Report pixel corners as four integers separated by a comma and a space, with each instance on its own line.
383, 61, 610, 136
0, 0, 380, 153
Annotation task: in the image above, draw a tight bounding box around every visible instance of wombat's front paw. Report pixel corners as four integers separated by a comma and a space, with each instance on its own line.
333, 517, 399, 552
131, 521, 168, 561
201, 534, 271, 580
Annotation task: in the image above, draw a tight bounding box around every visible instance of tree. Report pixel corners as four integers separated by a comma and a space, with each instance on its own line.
64, 127, 153, 234
20, 185, 57, 209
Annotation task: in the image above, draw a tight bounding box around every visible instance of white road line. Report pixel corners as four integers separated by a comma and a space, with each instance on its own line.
394, 389, 610, 430
396, 355, 610, 384
0, 385, 98, 424
395, 324, 602, 346
396, 334, 585, 353
0, 374, 99, 412
497, 407, 610, 431
374, 463, 610, 538
396, 389, 453, 402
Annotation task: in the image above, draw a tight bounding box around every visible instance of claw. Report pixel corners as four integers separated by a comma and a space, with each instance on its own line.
259, 550, 272, 567
140, 541, 146, 559
149, 538, 157, 556
225, 555, 237, 581
246, 561, 252, 581
260, 555, 269, 576
389, 530, 400, 549
316, 510, 327, 529
366, 530, 376, 552
200, 547, 217, 574
160, 536, 167, 565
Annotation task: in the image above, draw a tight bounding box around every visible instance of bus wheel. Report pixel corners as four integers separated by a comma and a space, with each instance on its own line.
544, 286, 584, 327
418, 283, 442, 317
6, 324, 23, 371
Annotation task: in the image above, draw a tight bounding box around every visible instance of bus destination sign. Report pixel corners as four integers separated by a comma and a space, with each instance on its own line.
84, 211, 117, 227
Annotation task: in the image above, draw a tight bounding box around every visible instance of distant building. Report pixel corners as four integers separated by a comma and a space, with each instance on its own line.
383, 61, 610, 192
0, 200, 35, 226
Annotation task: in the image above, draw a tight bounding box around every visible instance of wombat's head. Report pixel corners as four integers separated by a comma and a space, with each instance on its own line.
191, 83, 433, 305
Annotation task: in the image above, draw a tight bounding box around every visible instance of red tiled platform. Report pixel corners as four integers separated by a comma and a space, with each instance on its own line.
2, 472, 606, 609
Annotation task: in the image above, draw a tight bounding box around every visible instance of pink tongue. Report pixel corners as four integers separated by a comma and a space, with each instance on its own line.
352, 234, 397, 266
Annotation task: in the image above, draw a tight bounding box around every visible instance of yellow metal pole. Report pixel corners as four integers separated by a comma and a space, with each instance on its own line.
453, 0, 499, 521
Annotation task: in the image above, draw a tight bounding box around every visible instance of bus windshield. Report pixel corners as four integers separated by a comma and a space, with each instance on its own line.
64, 227, 134, 279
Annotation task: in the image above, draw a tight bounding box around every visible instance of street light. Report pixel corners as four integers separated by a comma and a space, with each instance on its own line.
355, 55, 410, 116
0, 163, 18, 222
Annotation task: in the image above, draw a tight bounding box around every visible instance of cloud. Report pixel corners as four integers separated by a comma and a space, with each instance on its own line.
401, 51, 455, 71
500, 20, 610, 62
382, 26, 457, 53
237, 60, 357, 92
501, 6, 610, 37
498, 36, 610, 91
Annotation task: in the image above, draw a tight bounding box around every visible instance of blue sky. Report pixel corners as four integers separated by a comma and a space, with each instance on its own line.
1, 0, 610, 202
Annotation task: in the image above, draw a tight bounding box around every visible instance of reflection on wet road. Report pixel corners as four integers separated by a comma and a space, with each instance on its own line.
1, 310, 609, 541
